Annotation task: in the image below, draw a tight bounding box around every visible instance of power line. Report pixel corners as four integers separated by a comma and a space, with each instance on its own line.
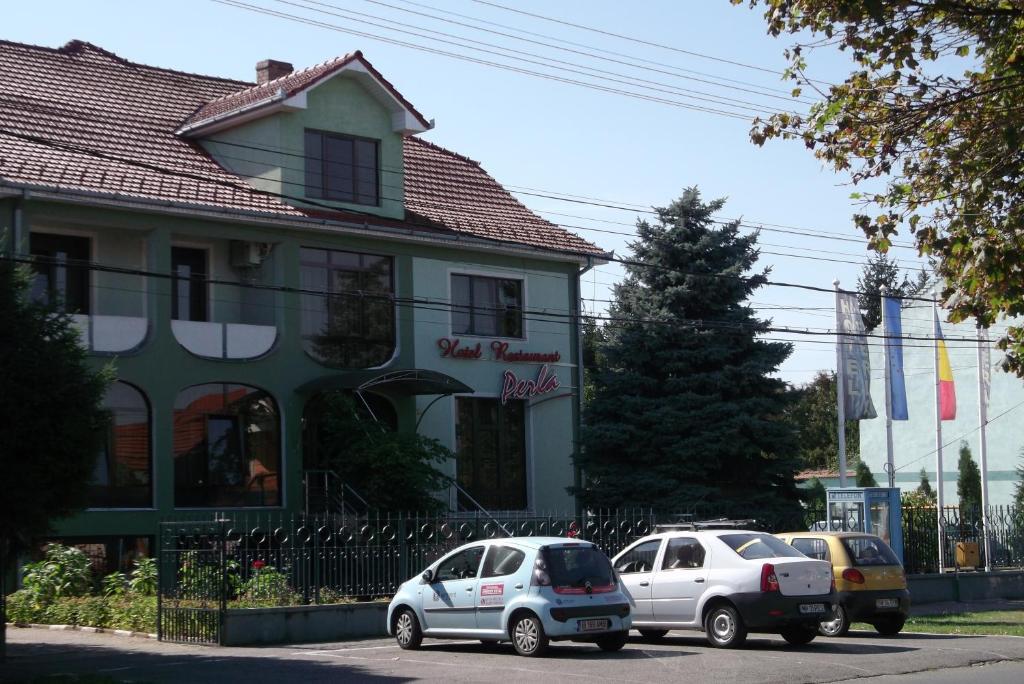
470, 0, 798, 79
895, 399, 1024, 472
280, 0, 801, 116
11, 253, 998, 349
350, 0, 814, 104
211, 0, 757, 121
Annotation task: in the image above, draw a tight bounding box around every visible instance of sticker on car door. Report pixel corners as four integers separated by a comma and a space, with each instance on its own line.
480, 583, 505, 606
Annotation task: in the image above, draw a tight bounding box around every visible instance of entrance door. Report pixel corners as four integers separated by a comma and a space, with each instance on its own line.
422, 545, 485, 631
614, 539, 662, 622
650, 536, 708, 624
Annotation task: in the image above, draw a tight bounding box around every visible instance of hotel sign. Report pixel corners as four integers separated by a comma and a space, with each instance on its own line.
501, 365, 560, 405
437, 338, 560, 363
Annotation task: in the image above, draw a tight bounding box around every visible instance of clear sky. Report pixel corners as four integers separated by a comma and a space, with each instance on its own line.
3, 0, 933, 384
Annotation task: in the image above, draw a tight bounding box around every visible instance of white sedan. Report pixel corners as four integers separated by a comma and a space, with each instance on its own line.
612, 527, 836, 648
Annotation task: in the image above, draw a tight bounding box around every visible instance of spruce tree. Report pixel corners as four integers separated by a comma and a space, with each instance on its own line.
575, 188, 800, 518
957, 442, 982, 512
855, 461, 878, 488
1014, 447, 1024, 510
917, 468, 936, 503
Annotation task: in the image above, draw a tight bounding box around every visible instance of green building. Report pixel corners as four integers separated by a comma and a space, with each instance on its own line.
0, 39, 605, 571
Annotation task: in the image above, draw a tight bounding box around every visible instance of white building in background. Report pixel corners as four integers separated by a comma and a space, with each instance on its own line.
859, 300, 1024, 507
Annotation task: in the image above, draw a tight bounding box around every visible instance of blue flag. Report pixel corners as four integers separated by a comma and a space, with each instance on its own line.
883, 296, 909, 420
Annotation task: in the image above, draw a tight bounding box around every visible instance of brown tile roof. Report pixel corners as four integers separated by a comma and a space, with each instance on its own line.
795, 469, 856, 481
180, 50, 430, 134
0, 39, 604, 257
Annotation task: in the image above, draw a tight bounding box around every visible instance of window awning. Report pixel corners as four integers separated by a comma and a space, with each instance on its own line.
297, 369, 473, 398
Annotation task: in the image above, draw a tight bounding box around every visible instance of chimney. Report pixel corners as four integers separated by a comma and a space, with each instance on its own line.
256, 59, 293, 85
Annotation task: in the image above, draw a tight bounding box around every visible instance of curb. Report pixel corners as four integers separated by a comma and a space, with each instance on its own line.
5, 622, 156, 640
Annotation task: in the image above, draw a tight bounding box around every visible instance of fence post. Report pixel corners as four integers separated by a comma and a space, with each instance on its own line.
218, 517, 227, 647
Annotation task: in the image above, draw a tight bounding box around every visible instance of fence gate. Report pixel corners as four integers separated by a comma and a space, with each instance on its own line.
157, 520, 226, 645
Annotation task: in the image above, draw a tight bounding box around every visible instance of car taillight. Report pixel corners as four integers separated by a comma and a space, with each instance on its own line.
760, 563, 779, 592
531, 555, 551, 587
842, 568, 865, 584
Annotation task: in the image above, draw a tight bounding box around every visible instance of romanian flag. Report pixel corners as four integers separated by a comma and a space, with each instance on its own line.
935, 313, 957, 420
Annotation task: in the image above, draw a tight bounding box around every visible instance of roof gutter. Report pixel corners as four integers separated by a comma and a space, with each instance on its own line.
0, 180, 610, 266
175, 88, 289, 138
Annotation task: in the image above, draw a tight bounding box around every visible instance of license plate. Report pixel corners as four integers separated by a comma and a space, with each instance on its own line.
876, 598, 899, 609
799, 603, 826, 614
578, 618, 610, 632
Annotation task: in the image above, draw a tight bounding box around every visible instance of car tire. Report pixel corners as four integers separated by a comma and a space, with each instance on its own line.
394, 608, 422, 650
873, 616, 906, 636
780, 627, 817, 646
511, 613, 549, 657
595, 631, 629, 652
705, 604, 747, 648
638, 629, 669, 640
818, 605, 850, 637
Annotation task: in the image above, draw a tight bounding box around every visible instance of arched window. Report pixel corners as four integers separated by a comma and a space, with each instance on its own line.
302, 391, 397, 471
173, 383, 281, 508
90, 381, 151, 508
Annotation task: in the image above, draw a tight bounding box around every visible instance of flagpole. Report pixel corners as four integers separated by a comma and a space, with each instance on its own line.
933, 293, 946, 573
835, 279, 848, 488
977, 324, 992, 572
881, 286, 895, 488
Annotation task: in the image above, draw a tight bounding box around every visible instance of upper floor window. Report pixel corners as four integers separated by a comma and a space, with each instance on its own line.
304, 130, 379, 206
30, 232, 91, 314
300, 247, 395, 368
452, 274, 523, 338
171, 246, 208, 322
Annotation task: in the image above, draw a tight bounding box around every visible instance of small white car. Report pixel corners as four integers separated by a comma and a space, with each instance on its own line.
612, 526, 836, 648
387, 537, 632, 657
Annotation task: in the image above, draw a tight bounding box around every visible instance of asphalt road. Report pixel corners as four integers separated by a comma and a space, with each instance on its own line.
4, 626, 1024, 683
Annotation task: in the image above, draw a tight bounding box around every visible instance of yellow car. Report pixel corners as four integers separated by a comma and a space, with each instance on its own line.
775, 532, 910, 637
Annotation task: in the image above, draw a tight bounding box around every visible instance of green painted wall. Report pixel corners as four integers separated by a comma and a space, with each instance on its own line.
202, 74, 404, 220
17, 197, 581, 543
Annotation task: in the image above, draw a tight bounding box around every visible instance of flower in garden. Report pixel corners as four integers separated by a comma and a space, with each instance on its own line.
252, 559, 266, 569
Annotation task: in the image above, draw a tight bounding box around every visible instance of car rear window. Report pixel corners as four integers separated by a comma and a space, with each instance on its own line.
542, 545, 615, 592
842, 537, 901, 566
720, 533, 802, 560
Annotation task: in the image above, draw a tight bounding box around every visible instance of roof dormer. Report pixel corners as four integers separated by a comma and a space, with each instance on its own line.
176, 51, 431, 138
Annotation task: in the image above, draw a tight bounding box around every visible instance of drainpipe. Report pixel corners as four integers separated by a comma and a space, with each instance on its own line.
574, 255, 595, 518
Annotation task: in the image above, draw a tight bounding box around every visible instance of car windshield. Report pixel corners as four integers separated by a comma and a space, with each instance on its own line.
543, 545, 614, 589
842, 537, 901, 566
720, 533, 803, 560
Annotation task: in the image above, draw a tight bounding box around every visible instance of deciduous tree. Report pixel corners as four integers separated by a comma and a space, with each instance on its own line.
786, 371, 859, 472
737, 0, 1024, 374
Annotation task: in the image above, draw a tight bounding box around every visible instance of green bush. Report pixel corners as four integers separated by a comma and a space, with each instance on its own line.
42, 597, 81, 626
22, 544, 92, 603
5, 588, 43, 624
129, 557, 157, 596
76, 596, 112, 627
107, 596, 157, 632
102, 572, 127, 597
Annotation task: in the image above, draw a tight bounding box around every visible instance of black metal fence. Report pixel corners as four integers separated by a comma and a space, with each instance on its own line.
156, 509, 663, 644
902, 505, 1024, 574
155, 505, 1024, 645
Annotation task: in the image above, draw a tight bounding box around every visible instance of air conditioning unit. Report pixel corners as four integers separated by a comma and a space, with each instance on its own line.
230, 240, 271, 268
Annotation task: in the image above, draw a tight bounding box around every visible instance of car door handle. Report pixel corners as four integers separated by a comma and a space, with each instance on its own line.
694, 578, 706, 583
465, 587, 474, 592
514, 583, 524, 589
639, 581, 650, 587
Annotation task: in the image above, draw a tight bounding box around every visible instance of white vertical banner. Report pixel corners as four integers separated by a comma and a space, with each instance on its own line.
977, 325, 992, 571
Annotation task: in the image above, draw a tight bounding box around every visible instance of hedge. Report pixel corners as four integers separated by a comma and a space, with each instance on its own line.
5, 590, 157, 633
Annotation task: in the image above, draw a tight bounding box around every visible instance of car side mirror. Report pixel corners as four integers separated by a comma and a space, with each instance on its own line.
421, 568, 434, 583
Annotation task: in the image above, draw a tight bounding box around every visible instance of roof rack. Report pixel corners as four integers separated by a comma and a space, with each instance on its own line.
654, 518, 759, 532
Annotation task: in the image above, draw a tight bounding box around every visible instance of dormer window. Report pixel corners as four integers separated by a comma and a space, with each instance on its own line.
304, 129, 379, 206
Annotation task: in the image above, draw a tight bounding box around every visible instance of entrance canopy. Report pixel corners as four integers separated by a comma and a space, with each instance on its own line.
297, 368, 473, 399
